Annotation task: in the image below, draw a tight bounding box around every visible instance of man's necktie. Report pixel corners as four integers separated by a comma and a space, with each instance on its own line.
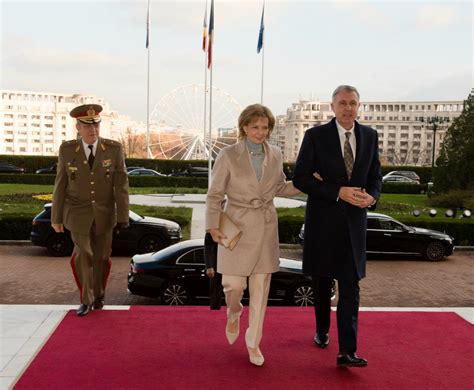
344, 132, 354, 179
88, 145, 94, 169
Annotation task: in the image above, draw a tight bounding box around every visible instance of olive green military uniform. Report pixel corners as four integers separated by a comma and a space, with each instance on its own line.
52, 137, 129, 306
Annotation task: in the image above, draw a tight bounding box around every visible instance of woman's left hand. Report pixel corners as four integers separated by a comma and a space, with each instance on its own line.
209, 228, 226, 245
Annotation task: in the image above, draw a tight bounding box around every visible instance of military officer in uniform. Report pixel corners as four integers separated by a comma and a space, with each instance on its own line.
52, 104, 129, 316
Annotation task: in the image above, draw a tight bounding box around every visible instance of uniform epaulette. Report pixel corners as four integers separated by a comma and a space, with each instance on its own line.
101, 138, 121, 147
62, 139, 78, 146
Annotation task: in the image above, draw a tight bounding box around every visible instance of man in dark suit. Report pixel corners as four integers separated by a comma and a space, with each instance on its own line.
293, 85, 382, 367
52, 104, 129, 317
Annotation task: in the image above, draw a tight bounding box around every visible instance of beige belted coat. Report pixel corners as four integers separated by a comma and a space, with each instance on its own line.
206, 140, 300, 276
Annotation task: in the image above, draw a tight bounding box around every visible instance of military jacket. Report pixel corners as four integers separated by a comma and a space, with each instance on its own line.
52, 137, 129, 235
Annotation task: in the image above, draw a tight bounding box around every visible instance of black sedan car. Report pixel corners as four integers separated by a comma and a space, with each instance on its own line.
30, 203, 182, 256
0, 161, 25, 173
128, 239, 335, 306
299, 212, 454, 261
35, 163, 57, 174
128, 168, 166, 177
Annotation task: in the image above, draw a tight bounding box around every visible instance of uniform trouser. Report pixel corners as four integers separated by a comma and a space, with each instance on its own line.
70, 227, 113, 306
313, 250, 360, 354
222, 273, 272, 348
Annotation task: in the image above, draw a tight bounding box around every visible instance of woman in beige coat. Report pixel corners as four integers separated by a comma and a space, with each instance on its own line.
206, 104, 300, 366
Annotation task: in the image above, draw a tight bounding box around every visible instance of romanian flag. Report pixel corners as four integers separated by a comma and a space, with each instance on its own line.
146, 0, 150, 48
257, 2, 264, 53
208, 0, 214, 68
202, 2, 208, 51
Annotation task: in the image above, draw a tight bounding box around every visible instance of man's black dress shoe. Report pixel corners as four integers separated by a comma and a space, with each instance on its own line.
93, 298, 104, 310
313, 333, 330, 348
337, 353, 368, 367
76, 304, 92, 317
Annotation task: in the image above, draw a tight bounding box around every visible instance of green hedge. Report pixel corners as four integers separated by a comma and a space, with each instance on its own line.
0, 173, 56, 185
381, 182, 427, 194
1, 212, 472, 246
128, 176, 208, 188
278, 215, 304, 244
1, 155, 433, 183
0, 173, 209, 188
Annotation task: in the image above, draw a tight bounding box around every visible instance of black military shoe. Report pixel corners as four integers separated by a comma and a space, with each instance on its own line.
337, 353, 368, 367
93, 298, 104, 310
313, 333, 330, 348
76, 304, 92, 317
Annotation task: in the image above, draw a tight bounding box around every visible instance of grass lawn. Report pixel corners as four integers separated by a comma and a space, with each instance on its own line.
0, 184, 454, 229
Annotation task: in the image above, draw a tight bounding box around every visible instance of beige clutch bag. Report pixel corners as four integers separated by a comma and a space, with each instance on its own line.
219, 212, 243, 251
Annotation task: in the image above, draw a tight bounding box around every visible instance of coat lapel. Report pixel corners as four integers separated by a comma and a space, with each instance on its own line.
353, 122, 363, 175
327, 119, 347, 177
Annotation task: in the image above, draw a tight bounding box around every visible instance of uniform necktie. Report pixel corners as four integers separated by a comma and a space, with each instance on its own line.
344, 132, 354, 179
88, 145, 94, 169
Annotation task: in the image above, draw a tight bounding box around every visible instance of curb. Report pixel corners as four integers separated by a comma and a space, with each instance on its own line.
0, 240, 472, 253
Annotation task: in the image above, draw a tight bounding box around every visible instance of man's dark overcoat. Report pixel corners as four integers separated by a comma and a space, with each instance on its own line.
293, 118, 382, 279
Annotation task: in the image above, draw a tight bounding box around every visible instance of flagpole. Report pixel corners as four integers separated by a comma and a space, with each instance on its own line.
208, 63, 213, 188
146, 0, 152, 159
202, 0, 208, 171
207, 0, 214, 188
258, 1, 265, 104
260, 44, 264, 104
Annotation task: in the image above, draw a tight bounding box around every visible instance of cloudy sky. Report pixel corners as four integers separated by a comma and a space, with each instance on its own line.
1, 0, 472, 122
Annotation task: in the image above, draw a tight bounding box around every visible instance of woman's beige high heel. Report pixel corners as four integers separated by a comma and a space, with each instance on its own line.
247, 346, 264, 366
225, 317, 240, 345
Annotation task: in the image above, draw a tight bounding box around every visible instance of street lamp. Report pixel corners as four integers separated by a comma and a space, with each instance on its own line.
420, 116, 449, 169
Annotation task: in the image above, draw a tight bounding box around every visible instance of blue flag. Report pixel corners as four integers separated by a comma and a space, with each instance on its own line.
208, 0, 214, 68
257, 3, 264, 53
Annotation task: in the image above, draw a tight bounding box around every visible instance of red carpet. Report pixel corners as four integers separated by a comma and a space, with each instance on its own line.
15, 308, 473, 389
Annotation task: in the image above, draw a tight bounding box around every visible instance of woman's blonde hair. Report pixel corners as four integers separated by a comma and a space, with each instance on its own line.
238, 104, 275, 140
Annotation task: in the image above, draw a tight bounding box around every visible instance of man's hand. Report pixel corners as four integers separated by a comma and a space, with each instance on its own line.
209, 228, 226, 245
338, 187, 373, 208
206, 268, 216, 278
115, 222, 129, 234
115, 222, 128, 230
359, 189, 375, 208
313, 171, 323, 181
52, 223, 64, 233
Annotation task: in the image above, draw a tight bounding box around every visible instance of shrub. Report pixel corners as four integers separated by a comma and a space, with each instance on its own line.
381, 182, 424, 194
428, 189, 474, 209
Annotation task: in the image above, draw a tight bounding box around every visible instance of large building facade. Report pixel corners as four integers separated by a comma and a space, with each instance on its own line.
0, 90, 142, 156
271, 99, 463, 165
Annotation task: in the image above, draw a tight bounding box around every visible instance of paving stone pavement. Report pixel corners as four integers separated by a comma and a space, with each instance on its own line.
1, 245, 473, 308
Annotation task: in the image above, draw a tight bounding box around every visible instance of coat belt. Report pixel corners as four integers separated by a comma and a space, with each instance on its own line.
227, 199, 275, 223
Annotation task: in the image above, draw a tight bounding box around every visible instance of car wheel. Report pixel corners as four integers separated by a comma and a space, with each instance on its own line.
424, 241, 446, 261
161, 283, 189, 305
289, 283, 314, 306
46, 233, 73, 257
137, 234, 165, 254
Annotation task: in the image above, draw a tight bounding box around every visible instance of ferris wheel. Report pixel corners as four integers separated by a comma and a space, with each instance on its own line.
149, 84, 241, 160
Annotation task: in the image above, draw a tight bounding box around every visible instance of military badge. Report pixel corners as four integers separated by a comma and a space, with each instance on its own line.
102, 159, 112, 168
